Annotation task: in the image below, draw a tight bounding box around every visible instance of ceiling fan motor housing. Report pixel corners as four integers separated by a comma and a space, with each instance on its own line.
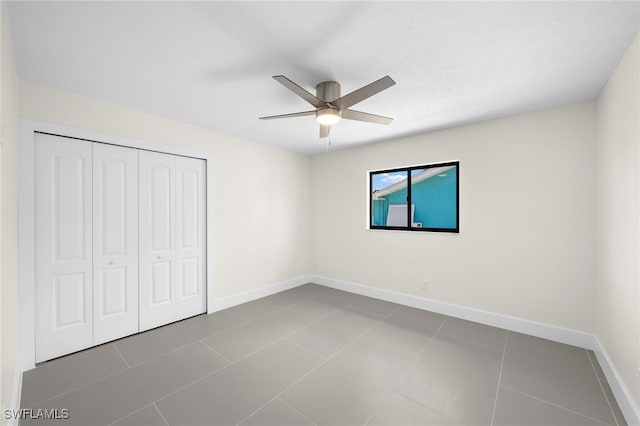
316, 81, 342, 125
316, 81, 341, 103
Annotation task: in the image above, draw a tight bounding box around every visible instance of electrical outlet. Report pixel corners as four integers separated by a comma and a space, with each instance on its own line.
421, 280, 429, 291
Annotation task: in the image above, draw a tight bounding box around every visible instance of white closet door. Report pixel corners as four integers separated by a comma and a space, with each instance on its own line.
35, 133, 93, 362
139, 151, 177, 331
93, 143, 139, 344
176, 157, 206, 319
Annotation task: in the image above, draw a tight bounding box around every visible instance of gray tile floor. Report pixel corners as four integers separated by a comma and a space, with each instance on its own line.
21, 283, 626, 426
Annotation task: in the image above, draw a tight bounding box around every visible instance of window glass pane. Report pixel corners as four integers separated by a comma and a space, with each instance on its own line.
371, 170, 408, 226
410, 165, 457, 229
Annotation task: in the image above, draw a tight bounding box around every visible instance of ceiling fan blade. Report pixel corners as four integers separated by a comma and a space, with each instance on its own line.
259, 110, 316, 120
273, 75, 325, 108
341, 109, 394, 125
320, 124, 330, 138
332, 76, 396, 110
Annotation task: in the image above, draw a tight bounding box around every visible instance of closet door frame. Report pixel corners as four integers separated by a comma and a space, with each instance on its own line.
19, 119, 214, 370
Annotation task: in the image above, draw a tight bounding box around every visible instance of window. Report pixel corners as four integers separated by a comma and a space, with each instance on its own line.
370, 161, 459, 233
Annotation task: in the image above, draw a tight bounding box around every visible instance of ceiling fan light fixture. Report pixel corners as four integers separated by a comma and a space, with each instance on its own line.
316, 108, 341, 125
261, 75, 395, 138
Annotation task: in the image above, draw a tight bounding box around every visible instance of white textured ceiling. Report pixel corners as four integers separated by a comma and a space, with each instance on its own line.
8, 1, 640, 155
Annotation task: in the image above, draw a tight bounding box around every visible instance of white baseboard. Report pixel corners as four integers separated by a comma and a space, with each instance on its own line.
7, 366, 23, 426
208, 274, 313, 313
311, 275, 595, 348
310, 274, 638, 426
592, 337, 640, 426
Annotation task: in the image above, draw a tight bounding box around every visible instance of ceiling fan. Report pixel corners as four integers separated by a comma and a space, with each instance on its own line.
260, 75, 396, 138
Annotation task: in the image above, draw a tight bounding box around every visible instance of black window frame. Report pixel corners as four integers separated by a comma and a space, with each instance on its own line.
369, 161, 459, 233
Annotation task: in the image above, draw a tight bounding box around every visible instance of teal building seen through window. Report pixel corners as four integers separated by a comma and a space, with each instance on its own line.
370, 161, 459, 232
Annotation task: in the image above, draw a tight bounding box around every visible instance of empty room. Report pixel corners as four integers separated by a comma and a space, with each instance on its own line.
0, 1, 639, 425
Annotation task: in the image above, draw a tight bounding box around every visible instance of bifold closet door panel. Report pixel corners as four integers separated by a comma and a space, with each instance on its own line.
176, 156, 206, 319
35, 133, 94, 362
93, 143, 139, 344
139, 151, 177, 331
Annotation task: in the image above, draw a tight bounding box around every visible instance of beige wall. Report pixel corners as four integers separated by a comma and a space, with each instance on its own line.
1, 1, 20, 418
311, 102, 597, 332
595, 34, 640, 411
19, 80, 312, 300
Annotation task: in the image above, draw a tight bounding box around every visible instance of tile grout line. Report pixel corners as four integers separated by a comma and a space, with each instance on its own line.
393, 312, 448, 370
108, 402, 156, 426
26, 287, 617, 426
403, 391, 459, 422
124, 315, 254, 368
254, 293, 367, 346
200, 340, 232, 364
182, 287, 327, 348
25, 289, 333, 414
276, 294, 391, 346
437, 329, 508, 354
29, 310, 256, 408
287, 303, 340, 319
30, 361, 130, 407
234, 305, 402, 426
345, 300, 394, 318
490, 330, 509, 425
213, 295, 354, 363
223, 309, 253, 322
500, 384, 614, 426
151, 340, 286, 416
277, 396, 319, 426
29, 290, 379, 422
585, 349, 620, 426
227, 286, 342, 323
32, 289, 315, 393
152, 293, 360, 412
362, 373, 399, 424
153, 402, 171, 426
142, 359, 232, 423
287, 291, 362, 319
214, 287, 344, 335
283, 337, 328, 360
112, 343, 131, 368
363, 315, 452, 426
